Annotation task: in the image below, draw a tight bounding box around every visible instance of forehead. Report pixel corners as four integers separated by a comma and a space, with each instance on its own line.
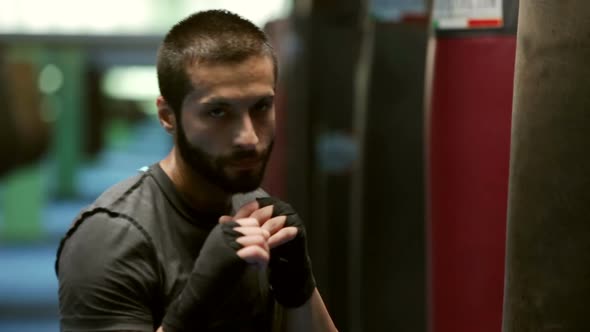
184, 56, 275, 103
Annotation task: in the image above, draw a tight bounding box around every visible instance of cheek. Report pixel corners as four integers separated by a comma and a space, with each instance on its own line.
185, 131, 218, 154
179, 117, 217, 152
264, 124, 276, 143
257, 113, 276, 142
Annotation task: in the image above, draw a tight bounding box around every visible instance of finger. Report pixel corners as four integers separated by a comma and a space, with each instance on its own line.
268, 226, 298, 249
234, 226, 271, 240
218, 215, 234, 224
234, 217, 260, 227
261, 215, 286, 235
234, 200, 259, 219
236, 235, 269, 251
237, 245, 269, 266
248, 205, 274, 225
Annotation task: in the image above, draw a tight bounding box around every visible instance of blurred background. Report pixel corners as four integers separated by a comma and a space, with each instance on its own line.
0, 0, 523, 331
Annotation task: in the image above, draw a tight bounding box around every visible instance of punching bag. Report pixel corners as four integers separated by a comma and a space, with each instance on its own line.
502, 1, 590, 330
427, 1, 519, 331
0, 52, 50, 178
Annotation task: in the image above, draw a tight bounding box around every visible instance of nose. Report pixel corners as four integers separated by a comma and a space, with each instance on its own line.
234, 112, 259, 148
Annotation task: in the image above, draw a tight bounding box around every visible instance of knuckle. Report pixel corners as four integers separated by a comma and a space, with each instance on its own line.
252, 235, 266, 244
237, 217, 257, 226
252, 247, 268, 259
260, 229, 271, 239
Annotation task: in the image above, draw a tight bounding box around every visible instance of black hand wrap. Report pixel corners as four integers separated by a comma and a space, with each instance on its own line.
256, 197, 316, 308
162, 221, 246, 332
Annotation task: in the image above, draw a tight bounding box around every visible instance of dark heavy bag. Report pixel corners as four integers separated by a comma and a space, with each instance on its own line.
503, 1, 590, 331
0, 53, 50, 177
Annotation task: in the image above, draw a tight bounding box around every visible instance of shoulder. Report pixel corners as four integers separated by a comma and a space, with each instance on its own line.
57, 210, 158, 278
64, 169, 163, 244
56, 170, 160, 269
92, 170, 155, 211
57, 212, 159, 331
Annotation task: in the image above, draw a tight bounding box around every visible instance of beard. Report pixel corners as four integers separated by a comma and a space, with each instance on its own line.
176, 122, 273, 194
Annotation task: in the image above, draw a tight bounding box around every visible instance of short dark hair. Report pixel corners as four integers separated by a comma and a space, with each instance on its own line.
157, 10, 278, 116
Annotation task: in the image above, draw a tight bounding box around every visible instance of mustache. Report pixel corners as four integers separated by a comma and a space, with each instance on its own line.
219, 148, 267, 163
231, 149, 261, 159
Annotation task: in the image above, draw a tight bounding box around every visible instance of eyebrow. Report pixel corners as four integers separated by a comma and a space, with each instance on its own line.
200, 94, 275, 106
201, 99, 231, 107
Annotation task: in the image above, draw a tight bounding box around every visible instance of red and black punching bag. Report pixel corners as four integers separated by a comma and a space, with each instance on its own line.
426, 1, 519, 331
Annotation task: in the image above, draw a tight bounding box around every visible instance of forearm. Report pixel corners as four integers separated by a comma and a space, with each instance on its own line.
279, 288, 338, 332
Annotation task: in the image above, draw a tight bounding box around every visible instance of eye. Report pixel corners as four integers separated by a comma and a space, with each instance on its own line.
252, 100, 273, 114
207, 108, 226, 118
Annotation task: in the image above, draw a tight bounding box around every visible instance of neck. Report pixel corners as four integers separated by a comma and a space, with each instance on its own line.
159, 146, 232, 216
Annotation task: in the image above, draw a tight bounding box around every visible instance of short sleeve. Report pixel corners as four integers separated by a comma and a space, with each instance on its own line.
57, 212, 160, 332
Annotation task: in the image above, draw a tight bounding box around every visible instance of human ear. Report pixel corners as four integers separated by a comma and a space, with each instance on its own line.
157, 96, 176, 135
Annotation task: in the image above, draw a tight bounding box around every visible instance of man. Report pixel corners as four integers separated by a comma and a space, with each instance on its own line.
56, 9, 337, 332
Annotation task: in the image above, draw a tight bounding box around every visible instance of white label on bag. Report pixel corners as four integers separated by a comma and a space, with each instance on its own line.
433, 0, 503, 29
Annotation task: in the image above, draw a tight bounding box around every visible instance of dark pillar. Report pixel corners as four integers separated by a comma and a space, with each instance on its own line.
362, 19, 428, 332
502, 1, 590, 331
287, 0, 370, 330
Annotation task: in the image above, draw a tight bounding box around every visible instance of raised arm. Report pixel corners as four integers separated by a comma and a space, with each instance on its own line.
161, 217, 270, 332
59, 211, 272, 332
251, 197, 338, 332
278, 288, 337, 332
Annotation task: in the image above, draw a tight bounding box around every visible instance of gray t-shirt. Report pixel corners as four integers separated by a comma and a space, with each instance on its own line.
56, 163, 273, 331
